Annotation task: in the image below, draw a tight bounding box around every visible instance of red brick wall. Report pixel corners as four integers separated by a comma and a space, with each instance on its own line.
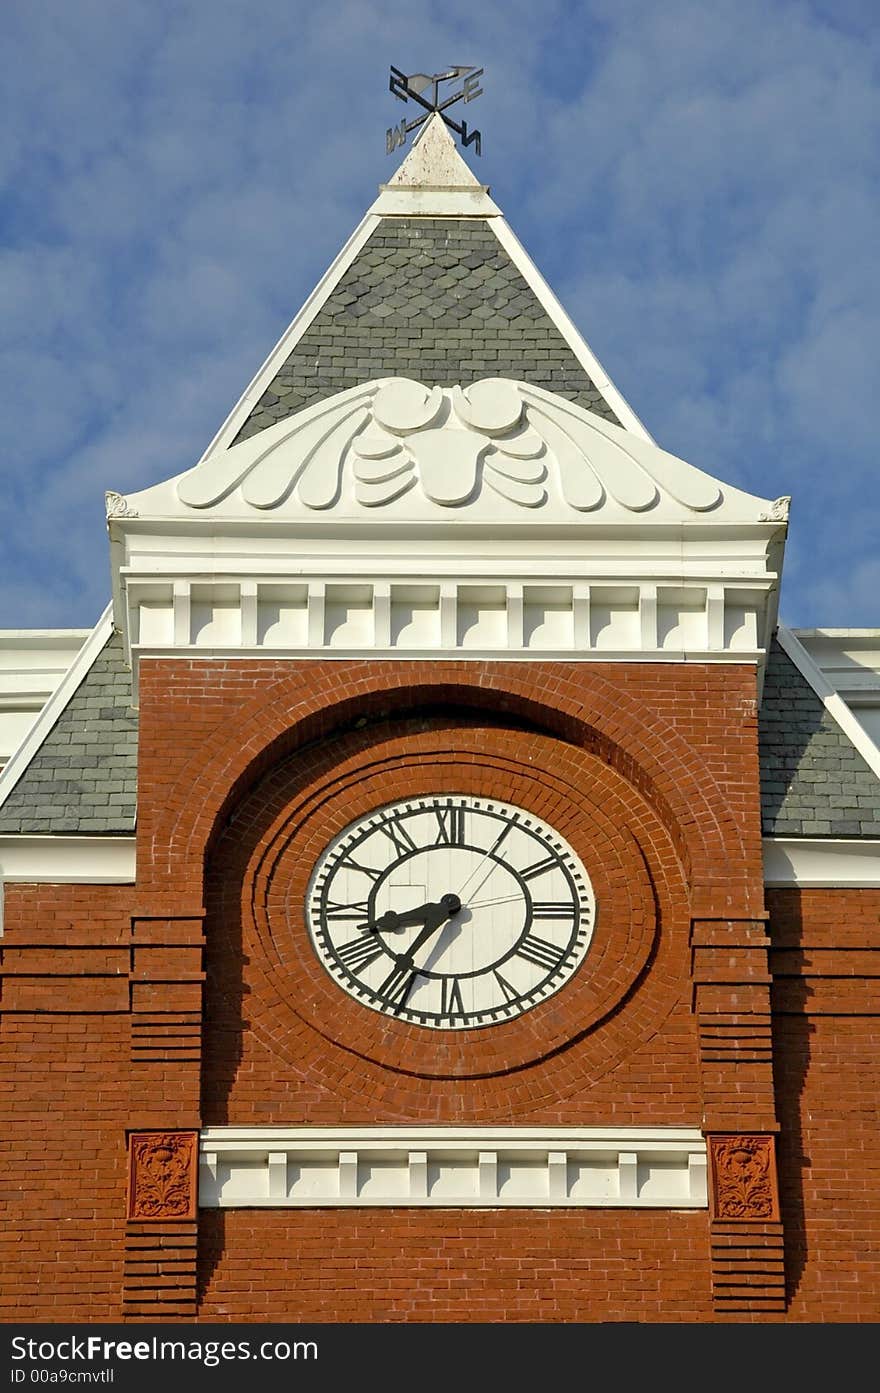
0, 887, 132, 1320
768, 887, 880, 1322
198, 1209, 713, 1322
11, 656, 875, 1322
134, 659, 765, 920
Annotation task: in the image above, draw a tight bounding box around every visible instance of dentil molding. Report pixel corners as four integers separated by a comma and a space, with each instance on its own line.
199, 1127, 708, 1210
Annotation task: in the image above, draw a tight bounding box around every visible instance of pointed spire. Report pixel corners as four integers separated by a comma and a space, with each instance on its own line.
386, 112, 484, 189
372, 112, 500, 217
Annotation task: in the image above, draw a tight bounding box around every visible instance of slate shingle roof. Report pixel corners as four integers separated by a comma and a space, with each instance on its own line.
4, 628, 878, 842
232, 217, 620, 445
759, 638, 880, 837
0, 631, 137, 834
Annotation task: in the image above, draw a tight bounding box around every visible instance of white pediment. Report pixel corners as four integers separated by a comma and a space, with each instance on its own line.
119, 377, 785, 528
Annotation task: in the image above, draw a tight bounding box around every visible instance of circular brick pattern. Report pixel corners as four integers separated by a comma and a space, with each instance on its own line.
206, 714, 689, 1102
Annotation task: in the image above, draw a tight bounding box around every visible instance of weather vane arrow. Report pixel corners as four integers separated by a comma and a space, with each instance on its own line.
386, 64, 484, 156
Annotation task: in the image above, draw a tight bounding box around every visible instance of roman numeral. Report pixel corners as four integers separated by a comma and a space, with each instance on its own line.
377, 960, 418, 1009
519, 853, 560, 882
440, 977, 464, 1017
339, 856, 382, 881
324, 899, 371, 921
531, 902, 574, 920
493, 970, 520, 1004
434, 803, 466, 846
336, 935, 384, 973
481, 815, 516, 858
516, 933, 564, 971
377, 816, 417, 858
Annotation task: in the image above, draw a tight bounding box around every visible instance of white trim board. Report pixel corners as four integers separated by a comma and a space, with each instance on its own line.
776, 622, 880, 784
489, 217, 655, 443
0, 605, 114, 814
763, 837, 880, 888
199, 1127, 707, 1210
0, 834, 136, 934
195, 212, 383, 464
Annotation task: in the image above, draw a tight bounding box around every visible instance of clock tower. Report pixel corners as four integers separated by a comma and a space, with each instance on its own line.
9, 95, 878, 1326
101, 110, 787, 1319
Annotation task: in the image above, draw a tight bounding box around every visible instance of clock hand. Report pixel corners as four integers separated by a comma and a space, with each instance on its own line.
454, 820, 517, 899
467, 891, 526, 910
368, 893, 461, 937
459, 854, 509, 906
400, 899, 460, 963
375, 896, 462, 1010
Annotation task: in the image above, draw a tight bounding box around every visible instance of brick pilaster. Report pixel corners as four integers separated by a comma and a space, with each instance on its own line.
128, 914, 205, 1126
123, 914, 205, 1319
692, 918, 785, 1313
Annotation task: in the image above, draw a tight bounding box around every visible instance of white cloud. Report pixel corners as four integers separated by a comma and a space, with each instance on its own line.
0, 0, 877, 628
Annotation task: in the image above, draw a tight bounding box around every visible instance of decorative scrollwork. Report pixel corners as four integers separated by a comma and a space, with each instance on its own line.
105, 490, 139, 519
758, 496, 791, 522
708, 1134, 779, 1221
175, 377, 726, 517
127, 1130, 198, 1221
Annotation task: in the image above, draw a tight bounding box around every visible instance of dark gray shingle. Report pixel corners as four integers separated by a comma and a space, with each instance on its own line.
759, 638, 880, 836
0, 631, 137, 834
232, 218, 620, 444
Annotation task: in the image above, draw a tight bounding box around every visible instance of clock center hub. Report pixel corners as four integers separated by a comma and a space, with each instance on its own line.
371, 848, 529, 976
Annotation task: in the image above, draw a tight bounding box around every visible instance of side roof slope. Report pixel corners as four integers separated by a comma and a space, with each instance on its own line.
759, 637, 880, 837
0, 629, 137, 834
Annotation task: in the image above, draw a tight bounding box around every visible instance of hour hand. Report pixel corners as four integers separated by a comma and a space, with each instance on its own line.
369, 893, 461, 934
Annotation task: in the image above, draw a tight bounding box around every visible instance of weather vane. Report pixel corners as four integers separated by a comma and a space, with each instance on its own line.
386, 65, 484, 156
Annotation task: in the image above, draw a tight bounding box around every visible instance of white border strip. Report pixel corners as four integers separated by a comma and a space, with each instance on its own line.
0, 834, 136, 934
776, 622, 880, 783
489, 217, 655, 443
195, 212, 383, 463
199, 1127, 707, 1210
0, 604, 114, 813
763, 836, 880, 887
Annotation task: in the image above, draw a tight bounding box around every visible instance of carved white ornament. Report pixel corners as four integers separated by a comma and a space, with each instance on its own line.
758, 496, 791, 523
105, 490, 139, 519
174, 377, 726, 516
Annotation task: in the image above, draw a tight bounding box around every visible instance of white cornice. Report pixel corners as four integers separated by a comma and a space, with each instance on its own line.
121, 378, 781, 528
776, 622, 880, 783
763, 837, 880, 887
0, 834, 136, 934
116, 572, 774, 703
199, 1126, 707, 1209
0, 605, 114, 813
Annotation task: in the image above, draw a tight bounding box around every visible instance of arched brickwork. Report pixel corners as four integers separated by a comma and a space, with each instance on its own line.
200, 711, 700, 1120
135, 659, 763, 922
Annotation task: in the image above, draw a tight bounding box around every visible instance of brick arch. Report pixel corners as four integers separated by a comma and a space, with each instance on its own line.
203, 718, 684, 1102
137, 658, 759, 915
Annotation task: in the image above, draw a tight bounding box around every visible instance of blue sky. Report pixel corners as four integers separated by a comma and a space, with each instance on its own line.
1, 0, 878, 631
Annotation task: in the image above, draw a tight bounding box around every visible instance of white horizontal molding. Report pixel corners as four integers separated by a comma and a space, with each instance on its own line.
199, 1127, 708, 1209
0, 835, 136, 934
371, 187, 501, 217
763, 837, 880, 887
123, 575, 771, 671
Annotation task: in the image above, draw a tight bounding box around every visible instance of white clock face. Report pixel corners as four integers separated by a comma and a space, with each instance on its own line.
306, 794, 595, 1030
